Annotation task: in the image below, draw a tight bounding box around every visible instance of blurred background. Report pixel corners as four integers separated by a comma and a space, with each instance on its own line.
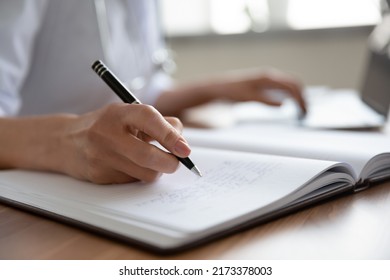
158, 0, 387, 90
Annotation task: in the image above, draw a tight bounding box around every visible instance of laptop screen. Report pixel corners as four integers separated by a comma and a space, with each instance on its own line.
361, 16, 390, 117
361, 51, 390, 117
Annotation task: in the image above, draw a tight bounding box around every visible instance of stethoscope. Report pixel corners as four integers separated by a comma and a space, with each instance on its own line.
93, 0, 175, 94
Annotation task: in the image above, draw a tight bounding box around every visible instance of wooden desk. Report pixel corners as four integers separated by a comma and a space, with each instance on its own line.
1, 180, 389, 260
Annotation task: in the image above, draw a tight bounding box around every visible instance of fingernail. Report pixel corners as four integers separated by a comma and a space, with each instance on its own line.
174, 138, 191, 157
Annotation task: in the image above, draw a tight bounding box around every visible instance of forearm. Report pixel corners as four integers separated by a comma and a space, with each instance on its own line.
154, 82, 224, 117
154, 71, 306, 117
0, 114, 77, 172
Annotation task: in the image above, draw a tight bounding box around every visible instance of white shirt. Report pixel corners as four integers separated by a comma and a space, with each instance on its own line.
0, 0, 172, 116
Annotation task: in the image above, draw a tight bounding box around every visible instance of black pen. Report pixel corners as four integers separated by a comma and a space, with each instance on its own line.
92, 60, 202, 177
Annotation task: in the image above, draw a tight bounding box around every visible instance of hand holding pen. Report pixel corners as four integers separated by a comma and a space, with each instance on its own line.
92, 60, 202, 178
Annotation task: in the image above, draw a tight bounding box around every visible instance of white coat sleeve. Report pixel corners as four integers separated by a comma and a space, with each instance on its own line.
0, 0, 48, 116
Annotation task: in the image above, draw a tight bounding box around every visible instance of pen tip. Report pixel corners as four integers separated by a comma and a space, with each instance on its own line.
191, 166, 203, 177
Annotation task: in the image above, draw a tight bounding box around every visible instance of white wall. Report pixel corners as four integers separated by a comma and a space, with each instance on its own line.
168, 27, 373, 90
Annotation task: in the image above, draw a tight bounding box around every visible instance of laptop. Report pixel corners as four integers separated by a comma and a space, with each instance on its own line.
187, 12, 390, 129
301, 15, 390, 129
232, 42, 390, 129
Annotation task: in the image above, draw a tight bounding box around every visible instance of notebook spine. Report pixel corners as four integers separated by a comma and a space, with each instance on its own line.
353, 179, 371, 193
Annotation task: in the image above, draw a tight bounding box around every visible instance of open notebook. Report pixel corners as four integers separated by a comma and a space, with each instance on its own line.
1, 126, 389, 253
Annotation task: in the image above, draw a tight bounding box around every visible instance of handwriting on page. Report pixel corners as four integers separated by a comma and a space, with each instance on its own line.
135, 160, 280, 208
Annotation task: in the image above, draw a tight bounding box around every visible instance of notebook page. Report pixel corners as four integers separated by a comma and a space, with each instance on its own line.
184, 124, 390, 175
0, 148, 339, 234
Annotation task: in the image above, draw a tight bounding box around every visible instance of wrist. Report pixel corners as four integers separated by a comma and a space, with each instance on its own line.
36, 114, 79, 174
0, 114, 79, 173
